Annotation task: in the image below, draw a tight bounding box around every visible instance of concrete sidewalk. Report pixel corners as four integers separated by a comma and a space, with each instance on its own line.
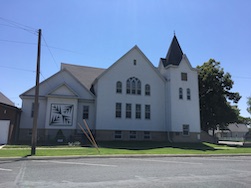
0, 145, 5, 149
218, 141, 244, 146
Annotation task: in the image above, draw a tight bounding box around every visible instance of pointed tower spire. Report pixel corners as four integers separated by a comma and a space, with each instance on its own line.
163, 35, 183, 67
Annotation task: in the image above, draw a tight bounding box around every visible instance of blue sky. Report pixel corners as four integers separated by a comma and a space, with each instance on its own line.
0, 0, 251, 118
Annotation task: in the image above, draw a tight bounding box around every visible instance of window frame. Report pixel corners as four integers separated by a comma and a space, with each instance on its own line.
83, 105, 89, 120
181, 72, 188, 81
126, 80, 130, 94
31, 102, 39, 117
145, 84, 150, 96
133, 59, 137, 65
126, 77, 141, 95
126, 103, 132, 119
187, 88, 191, 100
115, 103, 122, 118
144, 131, 151, 140
114, 130, 122, 139
31, 102, 34, 117
129, 131, 137, 139
183, 124, 190, 136
116, 81, 122, 93
135, 104, 141, 119
145, 104, 151, 120
179, 88, 183, 99
132, 80, 136, 94
137, 80, 141, 95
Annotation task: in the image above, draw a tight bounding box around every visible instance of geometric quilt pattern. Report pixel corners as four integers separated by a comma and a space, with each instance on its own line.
49, 104, 74, 126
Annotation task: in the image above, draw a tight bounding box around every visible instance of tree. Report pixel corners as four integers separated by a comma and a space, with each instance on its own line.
197, 59, 241, 132
247, 96, 251, 115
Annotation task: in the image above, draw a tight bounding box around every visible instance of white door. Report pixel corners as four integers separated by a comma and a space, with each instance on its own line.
0, 120, 10, 144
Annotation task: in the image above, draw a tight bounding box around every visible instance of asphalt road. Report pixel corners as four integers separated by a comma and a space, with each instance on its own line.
0, 156, 251, 188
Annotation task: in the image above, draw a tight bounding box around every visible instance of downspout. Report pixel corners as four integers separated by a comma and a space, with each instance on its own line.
165, 78, 172, 143
14, 107, 21, 144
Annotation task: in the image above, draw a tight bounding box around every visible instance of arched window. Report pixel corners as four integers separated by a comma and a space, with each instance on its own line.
126, 77, 141, 95
145, 84, 150, 96
179, 88, 183, 99
187, 88, 191, 100
116, 81, 122, 93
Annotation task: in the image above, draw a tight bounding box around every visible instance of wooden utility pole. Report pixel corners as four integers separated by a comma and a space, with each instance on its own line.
31, 29, 41, 155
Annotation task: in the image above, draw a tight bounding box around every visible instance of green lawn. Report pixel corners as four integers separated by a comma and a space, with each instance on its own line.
0, 141, 251, 157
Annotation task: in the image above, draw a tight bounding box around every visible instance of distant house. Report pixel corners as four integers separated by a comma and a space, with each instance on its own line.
214, 123, 249, 141
0, 92, 21, 144
19, 35, 201, 144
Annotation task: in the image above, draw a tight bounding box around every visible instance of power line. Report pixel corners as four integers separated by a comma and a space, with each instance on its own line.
0, 39, 37, 45
0, 39, 82, 54
0, 17, 37, 35
232, 76, 251, 80
42, 35, 60, 70
0, 65, 35, 72
0, 17, 35, 30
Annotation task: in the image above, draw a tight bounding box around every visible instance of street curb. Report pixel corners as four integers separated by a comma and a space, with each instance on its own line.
1, 153, 251, 161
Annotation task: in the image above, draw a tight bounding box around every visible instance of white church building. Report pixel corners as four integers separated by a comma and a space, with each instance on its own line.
19, 35, 201, 143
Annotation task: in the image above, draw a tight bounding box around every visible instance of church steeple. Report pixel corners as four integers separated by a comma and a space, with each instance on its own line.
162, 35, 183, 67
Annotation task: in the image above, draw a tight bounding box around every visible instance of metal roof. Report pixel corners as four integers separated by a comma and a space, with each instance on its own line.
61, 63, 105, 90
163, 35, 183, 67
0, 92, 15, 106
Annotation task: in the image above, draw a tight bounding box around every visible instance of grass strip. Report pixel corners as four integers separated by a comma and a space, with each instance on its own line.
0, 142, 250, 157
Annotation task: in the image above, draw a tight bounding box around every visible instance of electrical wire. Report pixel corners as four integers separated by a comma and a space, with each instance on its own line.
42, 35, 60, 70
0, 39, 37, 45
0, 17, 37, 35
232, 76, 251, 80
0, 65, 35, 72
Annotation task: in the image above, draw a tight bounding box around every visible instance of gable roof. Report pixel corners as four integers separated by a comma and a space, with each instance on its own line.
20, 67, 98, 98
162, 35, 183, 67
0, 92, 14, 106
61, 63, 105, 90
47, 83, 79, 98
92, 45, 165, 84
228, 123, 249, 133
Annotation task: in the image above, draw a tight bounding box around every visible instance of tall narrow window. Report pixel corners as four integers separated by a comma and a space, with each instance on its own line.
31, 103, 34, 117
181, 72, 188, 81
126, 80, 130, 94
135, 104, 141, 119
183, 124, 189, 136
115, 103, 122, 118
83, 105, 89, 119
132, 80, 136, 94
31, 102, 39, 117
145, 105, 151, 119
179, 88, 183, 99
137, 80, 141, 95
133, 59, 137, 65
187, 88, 191, 100
116, 81, 122, 93
126, 103, 132, 118
145, 84, 150, 96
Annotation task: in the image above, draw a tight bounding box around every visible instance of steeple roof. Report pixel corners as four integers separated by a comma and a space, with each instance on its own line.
162, 35, 183, 67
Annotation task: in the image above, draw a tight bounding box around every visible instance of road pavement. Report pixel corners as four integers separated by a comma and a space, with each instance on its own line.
0, 156, 251, 187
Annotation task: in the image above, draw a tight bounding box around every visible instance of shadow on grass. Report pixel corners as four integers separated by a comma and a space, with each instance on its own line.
98, 141, 216, 151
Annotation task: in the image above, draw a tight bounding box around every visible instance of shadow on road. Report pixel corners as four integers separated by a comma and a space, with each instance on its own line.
0, 155, 31, 164
98, 141, 216, 151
